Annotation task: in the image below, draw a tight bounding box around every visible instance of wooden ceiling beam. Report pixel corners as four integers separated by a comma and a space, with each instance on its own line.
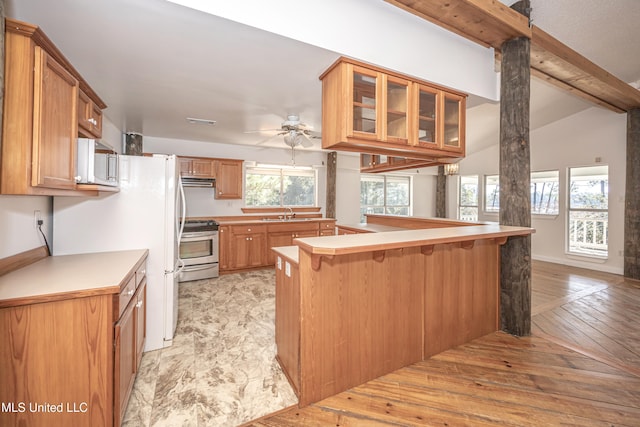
385, 0, 640, 113
530, 25, 640, 112
385, 0, 531, 48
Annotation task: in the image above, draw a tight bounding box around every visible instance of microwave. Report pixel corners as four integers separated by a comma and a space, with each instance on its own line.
76, 138, 119, 187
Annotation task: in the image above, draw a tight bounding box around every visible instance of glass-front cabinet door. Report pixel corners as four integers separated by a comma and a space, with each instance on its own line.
385, 76, 409, 144
415, 84, 439, 148
351, 66, 378, 138
442, 92, 465, 153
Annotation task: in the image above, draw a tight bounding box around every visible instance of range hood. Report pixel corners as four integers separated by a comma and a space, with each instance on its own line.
181, 177, 215, 188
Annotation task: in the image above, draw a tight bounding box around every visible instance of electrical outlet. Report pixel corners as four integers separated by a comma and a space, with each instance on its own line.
34, 210, 42, 228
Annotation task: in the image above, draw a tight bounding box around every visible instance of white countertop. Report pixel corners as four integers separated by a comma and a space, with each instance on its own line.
295, 224, 534, 256
0, 249, 148, 307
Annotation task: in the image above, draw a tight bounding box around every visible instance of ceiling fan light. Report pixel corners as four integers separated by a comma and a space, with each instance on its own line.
284, 130, 301, 146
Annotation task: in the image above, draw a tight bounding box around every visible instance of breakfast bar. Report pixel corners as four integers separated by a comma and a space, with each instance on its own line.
272, 221, 534, 407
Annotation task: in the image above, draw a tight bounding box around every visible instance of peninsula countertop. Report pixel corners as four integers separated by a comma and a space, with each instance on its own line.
294, 224, 534, 256
0, 249, 148, 308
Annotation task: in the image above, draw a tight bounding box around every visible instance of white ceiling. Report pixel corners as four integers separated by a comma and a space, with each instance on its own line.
5, 0, 640, 155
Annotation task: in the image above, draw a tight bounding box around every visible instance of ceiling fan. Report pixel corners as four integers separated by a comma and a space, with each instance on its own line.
248, 115, 320, 149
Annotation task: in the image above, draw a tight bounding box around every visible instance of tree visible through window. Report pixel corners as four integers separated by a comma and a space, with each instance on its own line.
568, 166, 608, 257
360, 175, 410, 222
484, 171, 559, 215
245, 166, 316, 207
459, 175, 478, 221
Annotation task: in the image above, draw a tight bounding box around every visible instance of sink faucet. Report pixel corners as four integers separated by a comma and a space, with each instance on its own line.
284, 207, 294, 221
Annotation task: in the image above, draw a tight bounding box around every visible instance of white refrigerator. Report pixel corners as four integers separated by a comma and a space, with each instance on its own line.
53, 154, 185, 351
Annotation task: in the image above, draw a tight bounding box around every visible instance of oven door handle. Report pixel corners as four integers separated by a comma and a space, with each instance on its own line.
181, 263, 218, 272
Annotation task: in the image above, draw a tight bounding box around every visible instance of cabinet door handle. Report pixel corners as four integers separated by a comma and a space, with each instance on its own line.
127, 289, 134, 296
136, 301, 143, 309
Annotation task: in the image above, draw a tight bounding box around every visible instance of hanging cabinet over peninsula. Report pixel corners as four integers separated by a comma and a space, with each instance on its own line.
320, 57, 467, 162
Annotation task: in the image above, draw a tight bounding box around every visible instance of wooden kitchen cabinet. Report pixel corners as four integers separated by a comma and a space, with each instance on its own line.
78, 89, 103, 138
30, 47, 79, 191
114, 278, 146, 424
230, 225, 267, 269
179, 157, 216, 178
359, 154, 439, 173
0, 250, 147, 427
218, 226, 231, 270
1, 18, 107, 196
319, 220, 337, 236
320, 56, 467, 163
214, 159, 243, 199
266, 222, 319, 265
218, 220, 336, 273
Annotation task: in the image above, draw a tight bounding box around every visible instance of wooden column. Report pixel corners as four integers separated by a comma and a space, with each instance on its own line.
325, 151, 337, 219
499, 0, 532, 336
436, 165, 446, 218
625, 108, 640, 279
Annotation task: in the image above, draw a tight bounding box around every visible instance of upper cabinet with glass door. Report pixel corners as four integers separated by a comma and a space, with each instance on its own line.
320, 57, 467, 162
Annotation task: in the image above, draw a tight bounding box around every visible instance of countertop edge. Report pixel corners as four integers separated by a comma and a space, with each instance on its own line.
295, 225, 535, 256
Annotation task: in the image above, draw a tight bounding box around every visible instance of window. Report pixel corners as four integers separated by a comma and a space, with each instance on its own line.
484, 175, 500, 213
360, 175, 411, 222
245, 165, 316, 207
484, 171, 559, 215
459, 175, 478, 221
568, 166, 608, 257
531, 171, 559, 215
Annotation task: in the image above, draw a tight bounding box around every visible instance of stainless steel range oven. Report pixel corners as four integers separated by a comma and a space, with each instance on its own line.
178, 220, 219, 282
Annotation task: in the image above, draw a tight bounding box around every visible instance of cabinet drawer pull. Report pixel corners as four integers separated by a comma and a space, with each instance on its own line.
127, 289, 134, 296
136, 301, 143, 309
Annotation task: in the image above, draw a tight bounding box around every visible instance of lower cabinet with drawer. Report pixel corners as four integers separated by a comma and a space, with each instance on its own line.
0, 250, 148, 427
114, 263, 147, 425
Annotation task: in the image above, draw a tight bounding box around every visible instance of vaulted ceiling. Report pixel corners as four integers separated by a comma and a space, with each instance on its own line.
5, 0, 640, 155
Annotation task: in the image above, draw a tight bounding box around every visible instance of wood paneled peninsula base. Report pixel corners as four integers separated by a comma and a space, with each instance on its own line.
272, 219, 533, 407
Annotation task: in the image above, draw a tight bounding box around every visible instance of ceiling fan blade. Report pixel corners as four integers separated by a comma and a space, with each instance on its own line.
256, 132, 284, 145
299, 132, 315, 148
244, 128, 282, 134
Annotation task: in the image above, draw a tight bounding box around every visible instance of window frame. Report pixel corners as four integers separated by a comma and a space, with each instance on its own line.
566, 165, 609, 258
244, 164, 318, 207
483, 170, 560, 216
458, 175, 479, 221
360, 173, 412, 222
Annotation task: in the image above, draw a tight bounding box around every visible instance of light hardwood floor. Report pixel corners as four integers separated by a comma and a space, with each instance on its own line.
246, 260, 640, 426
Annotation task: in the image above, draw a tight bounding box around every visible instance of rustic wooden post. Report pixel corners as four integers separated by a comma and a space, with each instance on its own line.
499, 0, 532, 336
625, 108, 640, 279
436, 165, 446, 218
325, 151, 337, 219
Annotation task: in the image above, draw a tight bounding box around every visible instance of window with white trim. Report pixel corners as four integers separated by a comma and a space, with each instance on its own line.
483, 171, 560, 216
458, 175, 478, 221
531, 170, 559, 215
484, 174, 500, 213
245, 165, 317, 207
360, 174, 411, 222
568, 166, 608, 257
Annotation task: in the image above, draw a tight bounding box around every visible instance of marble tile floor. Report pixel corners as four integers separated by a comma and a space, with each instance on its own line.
122, 269, 298, 427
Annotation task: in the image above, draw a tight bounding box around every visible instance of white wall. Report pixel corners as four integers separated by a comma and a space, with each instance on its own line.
0, 196, 53, 258
145, 136, 438, 223
458, 106, 627, 274
144, 136, 328, 218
